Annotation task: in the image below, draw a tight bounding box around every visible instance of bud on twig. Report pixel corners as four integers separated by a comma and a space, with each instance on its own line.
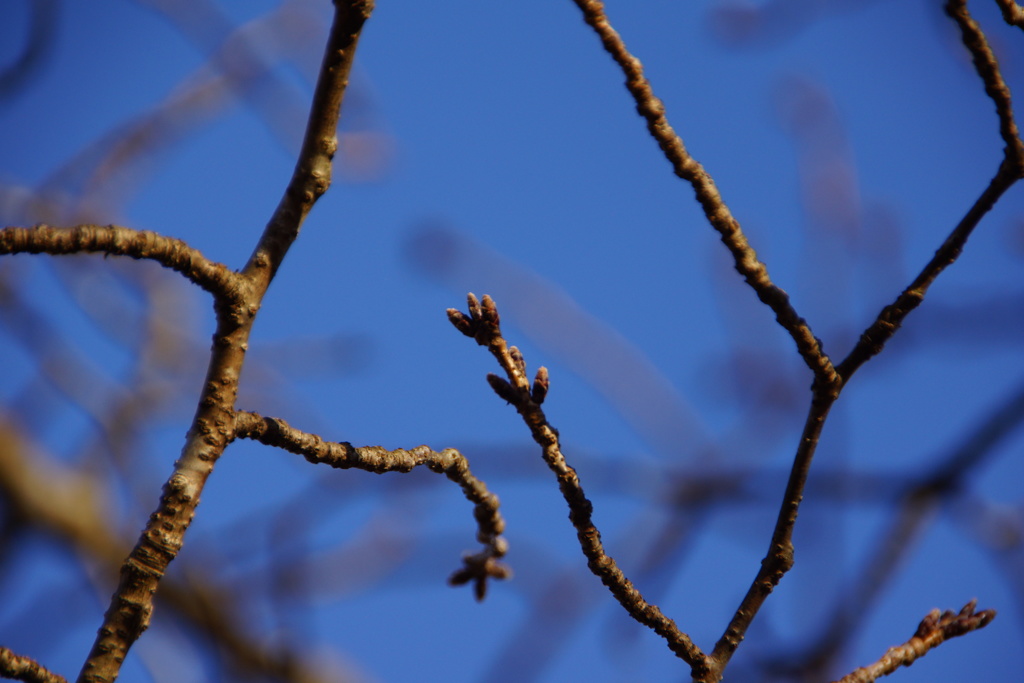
486, 373, 519, 405
466, 292, 482, 321
447, 308, 476, 337
531, 366, 549, 404
509, 346, 526, 375
480, 295, 500, 328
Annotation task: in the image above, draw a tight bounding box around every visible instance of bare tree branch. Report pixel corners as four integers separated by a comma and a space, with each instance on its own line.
243, 0, 373, 287
567, 0, 838, 389
0, 224, 239, 298
76, 3, 375, 681
836, 0, 1024, 381
0, 647, 67, 683
832, 601, 995, 683
232, 410, 511, 601
448, 293, 711, 676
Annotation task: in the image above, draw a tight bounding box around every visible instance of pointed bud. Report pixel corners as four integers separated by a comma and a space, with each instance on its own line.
531, 366, 549, 404
509, 346, 526, 375
480, 295, 500, 328
466, 292, 481, 320
486, 373, 519, 404
447, 308, 476, 337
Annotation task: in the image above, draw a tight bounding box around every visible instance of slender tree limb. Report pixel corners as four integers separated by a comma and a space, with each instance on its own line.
765, 381, 1024, 676
76, 4, 374, 681
0, 647, 67, 683
709, 390, 835, 674
832, 601, 995, 683
232, 410, 511, 600
448, 294, 711, 675
567, 0, 838, 390
0, 224, 240, 299
242, 0, 374, 288
946, 0, 1024, 163
837, 0, 1024, 381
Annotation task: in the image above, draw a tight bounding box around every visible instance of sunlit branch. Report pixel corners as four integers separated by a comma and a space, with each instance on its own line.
567, 0, 837, 389
232, 410, 511, 601
0, 224, 239, 298
448, 293, 711, 675
243, 0, 374, 288
832, 601, 995, 683
76, 3, 375, 681
0, 647, 67, 683
994, 0, 1024, 28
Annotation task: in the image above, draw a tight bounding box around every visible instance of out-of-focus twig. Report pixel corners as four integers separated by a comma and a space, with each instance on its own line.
0, 420, 351, 683
0, 0, 59, 99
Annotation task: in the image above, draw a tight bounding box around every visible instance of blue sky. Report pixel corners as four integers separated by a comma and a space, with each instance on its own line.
2, 1, 1023, 681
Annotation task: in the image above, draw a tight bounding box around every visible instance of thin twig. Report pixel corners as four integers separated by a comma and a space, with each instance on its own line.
0, 224, 239, 298
243, 0, 374, 287
0, 647, 67, 683
832, 601, 995, 683
448, 294, 711, 675
232, 410, 511, 600
568, 0, 838, 389
709, 391, 835, 674
837, 0, 1024, 381
945, 0, 1024, 164
769, 376, 1024, 676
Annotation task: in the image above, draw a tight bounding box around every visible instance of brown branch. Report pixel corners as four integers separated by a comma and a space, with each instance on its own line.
567, 0, 837, 390
242, 0, 373, 288
232, 410, 511, 601
946, 0, 1024, 165
75, 3, 374, 682
837, 0, 1024, 381
709, 390, 835, 674
832, 601, 995, 683
0, 647, 67, 683
0, 421, 349, 683
448, 294, 711, 675
995, 0, 1024, 29
0, 224, 239, 299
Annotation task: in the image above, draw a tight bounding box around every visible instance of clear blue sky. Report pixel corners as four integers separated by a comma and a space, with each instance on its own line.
1, 1, 1023, 681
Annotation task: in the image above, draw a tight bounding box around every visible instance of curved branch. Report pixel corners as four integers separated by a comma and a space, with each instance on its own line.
232, 410, 511, 601
0, 224, 240, 299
